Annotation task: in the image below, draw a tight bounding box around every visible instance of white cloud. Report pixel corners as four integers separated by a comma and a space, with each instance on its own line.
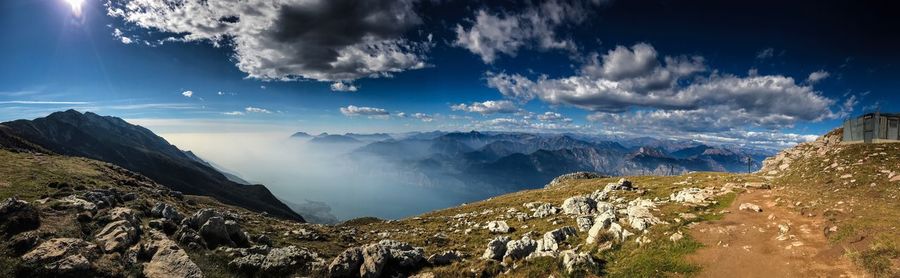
453, 0, 591, 63
181, 90, 193, 98
340, 105, 389, 117
451, 100, 519, 114
412, 113, 433, 122
330, 81, 358, 92
107, 0, 430, 83
537, 111, 572, 122
245, 106, 271, 113
223, 111, 245, 116
113, 28, 133, 44
807, 70, 830, 84
487, 43, 839, 131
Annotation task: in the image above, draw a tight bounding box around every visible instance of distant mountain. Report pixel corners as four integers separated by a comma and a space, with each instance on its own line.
0, 110, 303, 221
344, 133, 393, 142
290, 132, 312, 138
183, 150, 253, 185
309, 134, 363, 144
348, 131, 771, 193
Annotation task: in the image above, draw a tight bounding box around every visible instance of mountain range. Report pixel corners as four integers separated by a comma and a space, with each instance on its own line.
295, 130, 772, 195
0, 110, 303, 221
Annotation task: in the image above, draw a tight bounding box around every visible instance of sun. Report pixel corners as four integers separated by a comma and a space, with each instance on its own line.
64, 0, 85, 17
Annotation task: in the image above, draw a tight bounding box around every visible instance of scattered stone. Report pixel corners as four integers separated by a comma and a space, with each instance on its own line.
670, 188, 714, 204
21, 238, 100, 276
739, 203, 763, 212
562, 196, 596, 215
575, 216, 594, 231
625, 198, 661, 231
504, 236, 537, 260
482, 236, 510, 261
329, 240, 424, 278
143, 231, 203, 278
95, 207, 141, 253
151, 203, 183, 222
0, 197, 40, 235
485, 221, 512, 233
560, 250, 597, 274
536, 226, 577, 253
670, 231, 684, 242
743, 182, 771, 189
532, 203, 561, 218
605, 178, 634, 191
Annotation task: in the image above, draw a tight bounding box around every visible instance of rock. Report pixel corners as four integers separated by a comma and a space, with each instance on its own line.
95, 207, 142, 253
605, 178, 634, 191
739, 203, 763, 212
143, 231, 203, 278
360, 243, 390, 278
9, 231, 41, 255
59, 195, 97, 212
562, 196, 596, 215
151, 203, 183, 222
546, 172, 605, 188
504, 236, 537, 260
595, 201, 615, 214
427, 250, 464, 266
199, 216, 234, 248
536, 226, 577, 252
327, 246, 363, 277
626, 198, 661, 231
670, 231, 684, 242
225, 220, 251, 246
589, 189, 609, 201
532, 203, 561, 218
586, 211, 617, 244
186, 208, 221, 229
743, 182, 771, 189
149, 218, 178, 235
575, 216, 594, 232
230, 254, 266, 274
607, 223, 632, 242
482, 236, 510, 261
670, 188, 715, 204
485, 221, 512, 233
560, 250, 597, 274
0, 197, 40, 235
379, 240, 425, 268
260, 246, 320, 275
21, 238, 100, 276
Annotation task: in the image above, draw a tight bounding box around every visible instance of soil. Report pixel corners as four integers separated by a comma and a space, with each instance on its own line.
687, 189, 864, 277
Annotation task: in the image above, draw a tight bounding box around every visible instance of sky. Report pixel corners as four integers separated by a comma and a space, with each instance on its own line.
1, 0, 898, 149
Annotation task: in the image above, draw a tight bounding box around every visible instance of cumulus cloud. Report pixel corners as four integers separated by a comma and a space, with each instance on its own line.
451, 100, 519, 114
807, 70, 830, 84
453, 0, 591, 63
537, 111, 572, 122
223, 111, 245, 116
487, 43, 840, 131
107, 0, 430, 83
245, 106, 272, 113
340, 105, 389, 117
112, 28, 133, 44
181, 90, 193, 98
412, 113, 433, 122
330, 81, 358, 92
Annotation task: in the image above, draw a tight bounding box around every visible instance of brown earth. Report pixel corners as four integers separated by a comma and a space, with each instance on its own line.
687, 188, 864, 278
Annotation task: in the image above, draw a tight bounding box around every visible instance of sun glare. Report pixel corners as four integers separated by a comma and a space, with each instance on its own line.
64, 0, 85, 17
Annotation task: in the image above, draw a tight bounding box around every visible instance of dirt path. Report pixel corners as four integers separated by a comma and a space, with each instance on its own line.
687, 189, 864, 278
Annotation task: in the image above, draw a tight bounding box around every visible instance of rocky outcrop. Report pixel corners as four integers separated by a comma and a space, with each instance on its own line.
503, 236, 537, 260
230, 245, 321, 276
143, 231, 203, 278
562, 196, 596, 215
485, 221, 511, 233
530, 203, 561, 218
759, 128, 842, 176
560, 250, 597, 274
605, 178, 635, 191
670, 188, 715, 204
534, 226, 577, 255
481, 236, 510, 261
625, 198, 661, 231
178, 209, 250, 249
20, 238, 100, 276
151, 203, 183, 222
0, 197, 40, 235
546, 172, 606, 188
95, 207, 142, 253
327, 240, 425, 278
427, 250, 464, 266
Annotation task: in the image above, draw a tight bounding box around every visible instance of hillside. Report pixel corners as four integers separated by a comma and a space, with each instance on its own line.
1, 127, 894, 277
0, 110, 302, 221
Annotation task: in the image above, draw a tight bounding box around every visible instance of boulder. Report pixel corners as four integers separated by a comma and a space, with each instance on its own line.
0, 197, 40, 235
562, 196, 596, 215
327, 246, 363, 277
575, 216, 594, 232
481, 236, 510, 261
199, 216, 234, 248
59, 195, 97, 212
595, 201, 615, 215
546, 172, 605, 188
625, 198, 661, 231
743, 182, 771, 189
560, 250, 597, 274
360, 243, 390, 278
669, 231, 684, 242
670, 188, 715, 204
536, 226, 576, 252
427, 250, 464, 266
607, 223, 632, 242
95, 207, 142, 253
485, 221, 512, 233
260, 246, 320, 275
21, 238, 100, 276
151, 203, 183, 222
604, 178, 634, 191
532, 203, 561, 218
503, 236, 537, 260
143, 231, 203, 278
739, 203, 763, 212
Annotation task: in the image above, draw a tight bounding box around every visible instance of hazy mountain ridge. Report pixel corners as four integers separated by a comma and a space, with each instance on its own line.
0, 110, 303, 221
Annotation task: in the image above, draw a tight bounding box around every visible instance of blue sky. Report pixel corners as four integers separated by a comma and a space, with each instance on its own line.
1, 0, 897, 148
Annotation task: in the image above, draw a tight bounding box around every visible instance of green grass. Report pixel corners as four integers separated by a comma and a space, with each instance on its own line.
848, 239, 900, 278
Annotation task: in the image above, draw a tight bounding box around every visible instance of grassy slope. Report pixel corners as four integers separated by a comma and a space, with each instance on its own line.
765, 138, 900, 276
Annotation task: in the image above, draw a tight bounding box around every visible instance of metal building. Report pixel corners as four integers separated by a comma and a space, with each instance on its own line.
843, 112, 900, 144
